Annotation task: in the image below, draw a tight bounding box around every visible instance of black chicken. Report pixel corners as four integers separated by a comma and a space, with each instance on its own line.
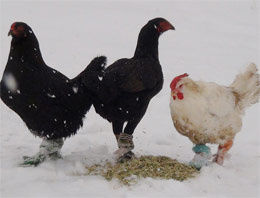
0, 22, 105, 166
82, 18, 174, 160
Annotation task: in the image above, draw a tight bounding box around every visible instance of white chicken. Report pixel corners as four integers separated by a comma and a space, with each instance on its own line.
170, 63, 260, 169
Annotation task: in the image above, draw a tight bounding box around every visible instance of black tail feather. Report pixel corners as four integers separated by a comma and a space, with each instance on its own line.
72, 56, 107, 84
86, 56, 107, 72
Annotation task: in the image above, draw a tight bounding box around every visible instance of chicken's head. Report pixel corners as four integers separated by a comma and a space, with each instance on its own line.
8, 22, 33, 38
170, 73, 189, 100
149, 18, 175, 33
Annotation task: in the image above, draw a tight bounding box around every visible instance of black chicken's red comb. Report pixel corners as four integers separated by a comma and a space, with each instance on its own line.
170, 73, 189, 90
11, 23, 16, 31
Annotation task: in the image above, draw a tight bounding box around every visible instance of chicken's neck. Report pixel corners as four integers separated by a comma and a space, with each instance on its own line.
9, 35, 45, 66
133, 28, 159, 59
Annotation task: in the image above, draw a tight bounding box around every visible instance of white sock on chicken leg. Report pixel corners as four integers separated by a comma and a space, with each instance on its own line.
21, 138, 64, 166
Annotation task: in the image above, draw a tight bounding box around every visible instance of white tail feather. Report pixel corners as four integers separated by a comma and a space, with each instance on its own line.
230, 63, 260, 113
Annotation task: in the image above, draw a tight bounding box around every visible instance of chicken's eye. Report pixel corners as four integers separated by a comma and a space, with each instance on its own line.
179, 84, 183, 89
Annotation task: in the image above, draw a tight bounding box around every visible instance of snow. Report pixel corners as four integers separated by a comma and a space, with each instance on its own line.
98, 75, 103, 81
0, 0, 259, 197
72, 86, 78, 94
3, 73, 18, 93
47, 93, 56, 98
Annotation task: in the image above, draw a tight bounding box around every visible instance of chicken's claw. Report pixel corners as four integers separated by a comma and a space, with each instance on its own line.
117, 151, 135, 163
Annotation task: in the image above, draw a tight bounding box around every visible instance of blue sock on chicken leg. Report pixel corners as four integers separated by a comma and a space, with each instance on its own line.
189, 144, 212, 170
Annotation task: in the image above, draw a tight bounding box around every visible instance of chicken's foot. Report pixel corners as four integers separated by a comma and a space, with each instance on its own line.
114, 133, 135, 162
20, 138, 64, 166
213, 139, 233, 165
189, 144, 212, 170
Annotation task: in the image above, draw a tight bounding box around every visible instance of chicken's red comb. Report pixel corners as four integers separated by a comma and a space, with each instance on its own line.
11, 23, 16, 31
170, 73, 189, 90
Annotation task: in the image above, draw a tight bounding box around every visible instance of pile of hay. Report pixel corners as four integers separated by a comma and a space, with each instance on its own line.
86, 155, 199, 185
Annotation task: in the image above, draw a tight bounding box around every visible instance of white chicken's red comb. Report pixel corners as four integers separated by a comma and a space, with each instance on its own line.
170, 73, 189, 90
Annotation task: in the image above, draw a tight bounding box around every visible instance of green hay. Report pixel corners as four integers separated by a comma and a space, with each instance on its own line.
86, 155, 199, 185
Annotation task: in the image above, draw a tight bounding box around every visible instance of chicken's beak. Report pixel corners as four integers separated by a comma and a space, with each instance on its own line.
171, 91, 176, 100
169, 24, 175, 30
8, 30, 13, 36
159, 21, 175, 32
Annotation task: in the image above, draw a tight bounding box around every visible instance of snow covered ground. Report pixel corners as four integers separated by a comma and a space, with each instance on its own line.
0, 0, 259, 197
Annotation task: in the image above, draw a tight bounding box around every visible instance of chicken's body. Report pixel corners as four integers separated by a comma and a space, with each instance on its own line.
1, 60, 89, 139
171, 81, 242, 145
0, 22, 105, 166
82, 18, 174, 160
92, 58, 163, 124
170, 63, 260, 168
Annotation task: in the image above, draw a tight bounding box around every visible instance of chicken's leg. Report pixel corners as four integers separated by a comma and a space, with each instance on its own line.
213, 139, 233, 165
112, 121, 124, 141
113, 117, 142, 162
113, 121, 135, 161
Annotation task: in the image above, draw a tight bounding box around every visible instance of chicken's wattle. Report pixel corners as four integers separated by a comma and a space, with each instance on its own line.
177, 92, 184, 100
172, 92, 184, 100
